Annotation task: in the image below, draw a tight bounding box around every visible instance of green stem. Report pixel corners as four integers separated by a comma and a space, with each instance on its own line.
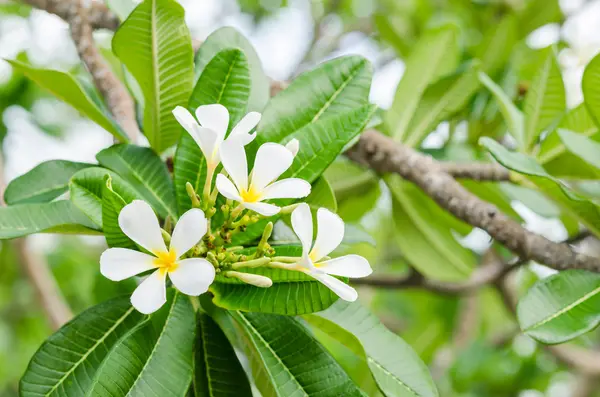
203, 166, 215, 208
231, 257, 271, 270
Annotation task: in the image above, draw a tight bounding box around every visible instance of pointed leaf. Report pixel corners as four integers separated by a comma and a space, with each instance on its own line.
19, 297, 144, 397
97, 144, 177, 220
517, 270, 600, 344
113, 0, 194, 152
305, 300, 439, 397
4, 160, 92, 205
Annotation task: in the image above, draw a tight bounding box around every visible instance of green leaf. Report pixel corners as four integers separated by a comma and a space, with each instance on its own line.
195, 26, 269, 112
387, 26, 459, 142
523, 48, 565, 151
4, 160, 92, 205
112, 0, 194, 152
481, 137, 600, 237
210, 246, 339, 315
404, 62, 481, 148
19, 296, 144, 397
256, 55, 372, 146
583, 51, 600, 129
306, 176, 337, 212
389, 177, 475, 281
0, 200, 100, 239
7, 60, 129, 142
556, 128, 600, 170
517, 0, 562, 37
69, 167, 141, 228
190, 313, 252, 397
102, 176, 136, 249
88, 291, 195, 396
475, 15, 517, 75
105, 0, 137, 20
96, 144, 177, 220
517, 270, 600, 344
229, 311, 364, 397
479, 71, 525, 148
305, 300, 439, 397
174, 48, 251, 213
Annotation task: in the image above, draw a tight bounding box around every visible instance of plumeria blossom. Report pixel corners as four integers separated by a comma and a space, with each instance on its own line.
172, 104, 261, 170
290, 203, 372, 301
100, 200, 215, 314
216, 141, 311, 216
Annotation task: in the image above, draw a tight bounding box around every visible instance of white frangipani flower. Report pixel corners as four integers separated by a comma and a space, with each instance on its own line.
216, 141, 311, 216
100, 200, 215, 314
290, 203, 372, 302
172, 104, 261, 170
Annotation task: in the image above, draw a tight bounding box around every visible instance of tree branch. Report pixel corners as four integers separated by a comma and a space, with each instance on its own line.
438, 161, 510, 181
346, 129, 600, 272
20, 0, 119, 30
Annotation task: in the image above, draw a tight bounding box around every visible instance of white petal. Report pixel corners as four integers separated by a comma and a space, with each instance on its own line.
317, 255, 373, 278
194, 128, 220, 165
172, 106, 199, 135
118, 200, 167, 254
100, 248, 156, 281
220, 139, 248, 191
250, 143, 293, 192
130, 270, 167, 314
291, 203, 313, 256
229, 112, 261, 142
195, 104, 229, 140
310, 208, 344, 261
216, 174, 242, 201
170, 209, 207, 258
225, 130, 256, 147
262, 178, 311, 200
285, 138, 299, 156
169, 258, 215, 296
173, 107, 219, 162
309, 271, 358, 302
244, 202, 281, 216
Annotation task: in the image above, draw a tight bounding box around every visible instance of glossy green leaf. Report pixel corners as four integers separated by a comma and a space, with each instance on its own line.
4, 160, 92, 205
523, 48, 565, 151
229, 311, 363, 397
404, 62, 481, 148
7, 60, 128, 142
556, 128, 600, 170
583, 51, 600, 129
20, 297, 144, 397
479, 71, 525, 148
517, 270, 600, 344
481, 137, 600, 237
210, 246, 339, 315
256, 55, 372, 146
112, 0, 194, 152
475, 15, 517, 75
387, 26, 459, 142
96, 144, 177, 220
102, 176, 136, 249
69, 167, 140, 228
195, 26, 269, 112
174, 48, 251, 213
190, 313, 252, 397
88, 291, 195, 396
389, 177, 475, 281
305, 300, 439, 397
0, 200, 100, 239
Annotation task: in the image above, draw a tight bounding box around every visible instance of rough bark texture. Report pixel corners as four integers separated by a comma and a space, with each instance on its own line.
21, 0, 119, 30
439, 161, 511, 181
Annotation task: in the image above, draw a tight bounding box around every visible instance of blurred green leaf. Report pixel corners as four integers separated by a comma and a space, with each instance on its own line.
105, 0, 136, 20
556, 128, 600, 170
517, 0, 562, 38
306, 176, 337, 212
583, 51, 600, 132
475, 15, 517, 75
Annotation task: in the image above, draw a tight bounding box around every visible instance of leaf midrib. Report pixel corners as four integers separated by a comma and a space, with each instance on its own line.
525, 54, 553, 149
150, 0, 161, 150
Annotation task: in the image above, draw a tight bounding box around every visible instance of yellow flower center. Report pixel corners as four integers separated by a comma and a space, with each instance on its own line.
240, 186, 262, 203
154, 249, 178, 275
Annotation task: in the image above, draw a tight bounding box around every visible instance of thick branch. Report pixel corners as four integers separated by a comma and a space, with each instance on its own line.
20, 0, 119, 30
439, 161, 510, 181
346, 129, 600, 272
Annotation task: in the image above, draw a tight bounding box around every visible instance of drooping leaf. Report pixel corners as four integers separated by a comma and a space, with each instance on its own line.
229, 311, 364, 397
19, 297, 144, 397
195, 26, 269, 112
7, 60, 128, 142
556, 128, 600, 170
256, 55, 372, 146
112, 0, 194, 152
4, 160, 92, 205
0, 200, 100, 239
305, 300, 439, 397
481, 137, 600, 237
96, 144, 177, 220
210, 245, 340, 315
387, 26, 459, 142
517, 270, 600, 344
190, 314, 252, 397
69, 167, 140, 228
102, 176, 136, 249
88, 291, 195, 396
174, 48, 251, 213
523, 48, 565, 151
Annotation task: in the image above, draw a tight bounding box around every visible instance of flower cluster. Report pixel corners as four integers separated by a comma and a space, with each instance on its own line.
100, 105, 372, 313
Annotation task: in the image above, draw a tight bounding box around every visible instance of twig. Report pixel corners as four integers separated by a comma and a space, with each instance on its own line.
439, 161, 510, 181
346, 129, 600, 273
20, 0, 119, 30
